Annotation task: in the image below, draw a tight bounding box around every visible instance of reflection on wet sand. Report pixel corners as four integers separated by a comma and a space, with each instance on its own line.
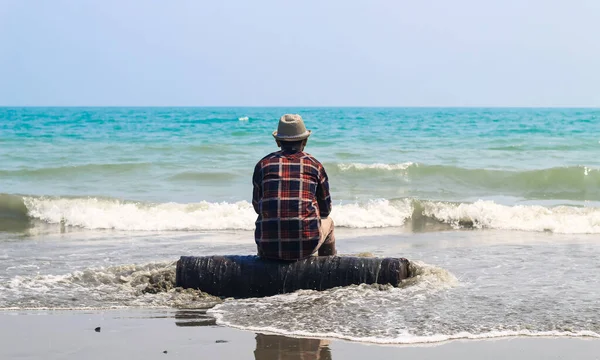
173, 310, 332, 359
173, 309, 217, 327
254, 334, 331, 360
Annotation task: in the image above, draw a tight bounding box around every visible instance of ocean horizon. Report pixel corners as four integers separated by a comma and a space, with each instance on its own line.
3, 105, 600, 108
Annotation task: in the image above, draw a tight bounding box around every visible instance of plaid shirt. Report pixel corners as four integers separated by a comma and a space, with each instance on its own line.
252, 149, 332, 260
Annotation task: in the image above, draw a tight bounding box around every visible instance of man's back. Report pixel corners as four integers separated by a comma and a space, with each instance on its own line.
252, 149, 331, 260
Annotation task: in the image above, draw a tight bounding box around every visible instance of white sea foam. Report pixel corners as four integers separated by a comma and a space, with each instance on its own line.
583, 166, 598, 176
207, 262, 600, 345
332, 199, 413, 228
23, 197, 257, 231
207, 261, 600, 345
206, 319, 600, 345
423, 199, 600, 234
246, 326, 599, 344
0, 262, 221, 310
21, 197, 413, 231
208, 262, 459, 343
400, 261, 459, 290
20, 197, 600, 234
337, 162, 415, 171
238, 116, 249, 121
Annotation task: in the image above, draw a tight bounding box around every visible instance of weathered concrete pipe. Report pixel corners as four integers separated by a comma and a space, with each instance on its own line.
176, 255, 411, 298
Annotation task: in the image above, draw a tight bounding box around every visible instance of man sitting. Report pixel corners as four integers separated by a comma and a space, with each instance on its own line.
252, 114, 336, 260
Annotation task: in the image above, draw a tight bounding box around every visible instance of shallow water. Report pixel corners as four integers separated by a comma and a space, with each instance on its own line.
1, 229, 599, 343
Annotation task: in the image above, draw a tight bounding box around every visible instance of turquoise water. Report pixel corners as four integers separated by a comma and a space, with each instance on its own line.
2, 107, 600, 344
1, 107, 599, 233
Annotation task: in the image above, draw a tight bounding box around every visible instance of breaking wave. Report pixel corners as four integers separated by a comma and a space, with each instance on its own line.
1, 193, 599, 234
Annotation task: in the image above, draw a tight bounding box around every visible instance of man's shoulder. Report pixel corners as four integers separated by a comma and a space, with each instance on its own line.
256, 151, 283, 164
300, 152, 325, 168
255, 151, 325, 169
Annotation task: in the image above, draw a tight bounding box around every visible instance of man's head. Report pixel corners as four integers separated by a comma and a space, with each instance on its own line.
272, 114, 311, 152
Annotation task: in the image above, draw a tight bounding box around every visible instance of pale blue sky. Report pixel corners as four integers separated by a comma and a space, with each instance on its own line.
1, 0, 599, 107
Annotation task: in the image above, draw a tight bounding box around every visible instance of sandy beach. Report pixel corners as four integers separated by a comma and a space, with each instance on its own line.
2, 309, 600, 360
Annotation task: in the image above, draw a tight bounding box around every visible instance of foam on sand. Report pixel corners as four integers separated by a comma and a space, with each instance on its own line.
0, 261, 221, 310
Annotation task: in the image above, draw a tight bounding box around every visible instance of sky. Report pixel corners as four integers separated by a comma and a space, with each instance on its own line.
1, 0, 599, 107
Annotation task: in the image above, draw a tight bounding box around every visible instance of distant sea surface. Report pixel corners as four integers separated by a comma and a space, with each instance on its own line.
1, 107, 600, 344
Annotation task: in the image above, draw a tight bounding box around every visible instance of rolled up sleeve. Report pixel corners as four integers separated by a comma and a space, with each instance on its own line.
252, 162, 262, 214
316, 165, 332, 218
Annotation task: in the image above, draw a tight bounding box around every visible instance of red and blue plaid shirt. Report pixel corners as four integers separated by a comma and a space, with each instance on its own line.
252, 149, 332, 260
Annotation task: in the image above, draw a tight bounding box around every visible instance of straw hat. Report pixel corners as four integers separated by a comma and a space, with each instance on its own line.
272, 114, 312, 141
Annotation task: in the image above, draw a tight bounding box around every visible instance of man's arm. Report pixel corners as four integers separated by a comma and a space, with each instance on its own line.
252, 162, 262, 214
316, 165, 332, 218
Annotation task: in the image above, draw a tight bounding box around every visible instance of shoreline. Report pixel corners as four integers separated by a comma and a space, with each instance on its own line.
3, 309, 600, 360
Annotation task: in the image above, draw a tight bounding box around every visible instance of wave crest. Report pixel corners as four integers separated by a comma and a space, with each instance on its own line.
22, 196, 256, 231
2, 194, 599, 234
337, 162, 415, 171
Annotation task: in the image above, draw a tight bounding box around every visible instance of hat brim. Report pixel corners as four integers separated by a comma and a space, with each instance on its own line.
272, 130, 311, 141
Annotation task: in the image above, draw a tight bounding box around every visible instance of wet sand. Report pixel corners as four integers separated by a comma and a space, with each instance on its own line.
2, 309, 599, 360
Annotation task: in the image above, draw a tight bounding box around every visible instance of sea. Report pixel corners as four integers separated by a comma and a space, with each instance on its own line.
1, 107, 599, 344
